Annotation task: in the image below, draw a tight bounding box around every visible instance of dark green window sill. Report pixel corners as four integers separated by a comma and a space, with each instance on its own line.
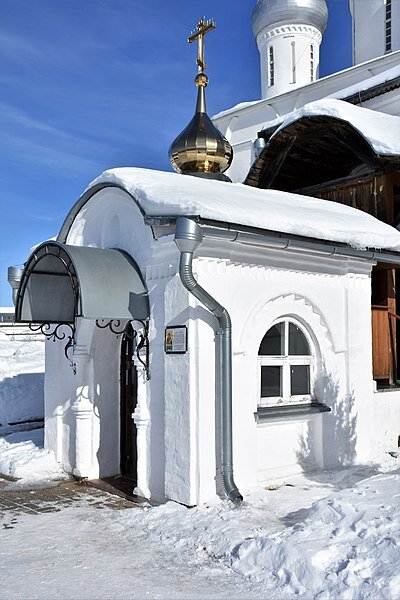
255, 402, 331, 422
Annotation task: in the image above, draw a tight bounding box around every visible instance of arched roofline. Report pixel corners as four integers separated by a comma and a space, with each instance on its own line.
245, 115, 390, 191
57, 182, 147, 244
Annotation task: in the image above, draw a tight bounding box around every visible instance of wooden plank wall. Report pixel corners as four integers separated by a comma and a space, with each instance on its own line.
372, 306, 391, 380
313, 174, 391, 223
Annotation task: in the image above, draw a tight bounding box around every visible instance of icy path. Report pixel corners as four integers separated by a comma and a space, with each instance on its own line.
0, 499, 266, 600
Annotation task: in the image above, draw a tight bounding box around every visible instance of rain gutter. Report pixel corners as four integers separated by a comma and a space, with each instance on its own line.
147, 214, 400, 265
198, 224, 400, 265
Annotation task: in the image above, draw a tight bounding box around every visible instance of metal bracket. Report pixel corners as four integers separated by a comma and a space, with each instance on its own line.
95, 319, 150, 380
29, 323, 76, 374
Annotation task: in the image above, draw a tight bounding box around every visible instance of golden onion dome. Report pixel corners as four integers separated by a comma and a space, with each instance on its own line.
169, 19, 233, 181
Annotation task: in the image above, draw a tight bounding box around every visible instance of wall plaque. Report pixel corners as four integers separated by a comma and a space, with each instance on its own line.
165, 326, 187, 354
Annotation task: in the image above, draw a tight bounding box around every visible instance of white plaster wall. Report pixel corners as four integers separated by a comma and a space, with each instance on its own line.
90, 325, 120, 478
227, 142, 255, 185
191, 244, 375, 499
256, 25, 322, 99
163, 273, 196, 506
44, 333, 77, 474
44, 319, 120, 481
350, 0, 400, 65
371, 389, 400, 451
196, 310, 219, 502
256, 415, 324, 481
68, 187, 174, 496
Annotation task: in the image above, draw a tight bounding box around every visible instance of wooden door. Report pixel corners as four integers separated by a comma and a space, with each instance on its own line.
120, 324, 138, 482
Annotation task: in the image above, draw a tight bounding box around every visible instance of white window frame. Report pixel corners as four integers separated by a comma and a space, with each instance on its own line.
258, 319, 315, 407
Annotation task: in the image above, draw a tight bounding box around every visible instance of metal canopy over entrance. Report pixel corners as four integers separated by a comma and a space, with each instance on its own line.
15, 241, 150, 324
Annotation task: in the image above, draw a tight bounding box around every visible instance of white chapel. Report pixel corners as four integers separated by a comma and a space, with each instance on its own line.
9, 1, 400, 506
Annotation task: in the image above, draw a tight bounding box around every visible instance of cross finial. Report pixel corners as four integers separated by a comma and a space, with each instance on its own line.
188, 18, 216, 74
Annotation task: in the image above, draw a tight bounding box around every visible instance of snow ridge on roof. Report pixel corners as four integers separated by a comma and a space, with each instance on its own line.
89, 167, 400, 253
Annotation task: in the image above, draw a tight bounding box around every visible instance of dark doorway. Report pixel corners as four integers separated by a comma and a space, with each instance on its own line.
120, 323, 138, 484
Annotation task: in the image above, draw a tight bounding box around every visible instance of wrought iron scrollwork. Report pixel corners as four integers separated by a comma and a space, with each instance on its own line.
95, 319, 150, 380
29, 323, 76, 374
95, 319, 126, 336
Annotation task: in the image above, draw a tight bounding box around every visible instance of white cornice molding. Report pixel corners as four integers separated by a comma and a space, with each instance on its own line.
257, 24, 322, 43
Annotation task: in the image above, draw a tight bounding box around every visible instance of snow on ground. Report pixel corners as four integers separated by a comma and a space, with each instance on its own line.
113, 456, 400, 599
0, 338, 45, 425
232, 472, 400, 599
0, 427, 67, 483
1, 336, 399, 597
1, 455, 399, 599
0, 335, 65, 483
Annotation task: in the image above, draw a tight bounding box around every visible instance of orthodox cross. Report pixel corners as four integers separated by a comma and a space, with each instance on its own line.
188, 18, 216, 74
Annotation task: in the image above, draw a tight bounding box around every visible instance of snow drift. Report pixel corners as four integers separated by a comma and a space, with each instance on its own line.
0, 339, 44, 426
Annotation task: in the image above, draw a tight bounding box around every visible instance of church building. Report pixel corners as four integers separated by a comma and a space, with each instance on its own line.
9, 1, 400, 506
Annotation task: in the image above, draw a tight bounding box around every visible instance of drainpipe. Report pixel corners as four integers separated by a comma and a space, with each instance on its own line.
174, 216, 243, 504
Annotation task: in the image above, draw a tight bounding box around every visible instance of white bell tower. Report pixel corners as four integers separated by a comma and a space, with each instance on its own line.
252, 0, 328, 99
349, 0, 400, 65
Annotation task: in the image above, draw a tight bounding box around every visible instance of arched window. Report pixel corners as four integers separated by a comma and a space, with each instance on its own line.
258, 320, 313, 406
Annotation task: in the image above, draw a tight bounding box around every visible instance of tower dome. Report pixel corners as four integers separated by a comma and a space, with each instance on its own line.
252, 0, 329, 99
252, 0, 328, 38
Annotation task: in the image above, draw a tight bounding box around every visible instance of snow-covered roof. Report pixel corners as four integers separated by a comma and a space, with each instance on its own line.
212, 52, 400, 122
268, 98, 400, 156
89, 167, 400, 253
327, 64, 400, 103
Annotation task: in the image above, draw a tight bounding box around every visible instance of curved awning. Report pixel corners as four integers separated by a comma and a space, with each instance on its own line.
15, 241, 150, 324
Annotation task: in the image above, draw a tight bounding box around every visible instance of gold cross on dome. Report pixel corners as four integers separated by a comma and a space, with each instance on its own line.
188, 18, 216, 74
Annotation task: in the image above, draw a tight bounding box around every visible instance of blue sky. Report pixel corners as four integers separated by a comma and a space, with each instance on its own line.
0, 0, 352, 305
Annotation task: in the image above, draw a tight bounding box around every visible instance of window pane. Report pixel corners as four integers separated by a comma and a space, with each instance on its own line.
259, 323, 284, 356
289, 323, 310, 355
291, 365, 310, 396
261, 366, 282, 397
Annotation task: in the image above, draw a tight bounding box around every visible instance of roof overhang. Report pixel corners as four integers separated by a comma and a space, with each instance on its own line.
15, 241, 149, 324
245, 114, 398, 191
